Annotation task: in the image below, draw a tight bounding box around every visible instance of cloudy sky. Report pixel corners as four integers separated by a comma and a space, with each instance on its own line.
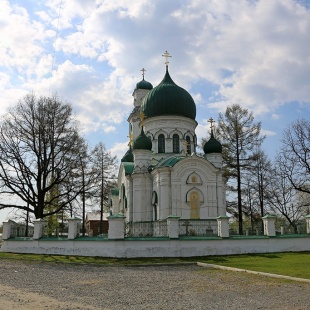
0, 0, 310, 221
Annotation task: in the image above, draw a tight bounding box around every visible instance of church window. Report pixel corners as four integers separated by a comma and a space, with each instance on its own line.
158, 134, 165, 153
152, 191, 158, 221
186, 136, 191, 154
153, 204, 157, 221
173, 134, 179, 153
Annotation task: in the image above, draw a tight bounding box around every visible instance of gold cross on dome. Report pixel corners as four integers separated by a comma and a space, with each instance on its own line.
128, 132, 133, 146
162, 50, 172, 66
182, 140, 189, 156
139, 111, 145, 127
140, 68, 146, 79
208, 117, 215, 130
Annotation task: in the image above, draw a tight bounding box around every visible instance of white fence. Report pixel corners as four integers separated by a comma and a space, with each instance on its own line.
2, 215, 310, 257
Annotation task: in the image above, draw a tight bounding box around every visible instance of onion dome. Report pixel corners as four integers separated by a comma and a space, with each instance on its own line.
203, 130, 222, 154
136, 78, 153, 90
132, 127, 152, 151
140, 69, 196, 120
121, 146, 134, 162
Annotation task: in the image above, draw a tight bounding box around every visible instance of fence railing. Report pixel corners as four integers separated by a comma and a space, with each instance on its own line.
278, 223, 307, 235
178, 220, 217, 236
126, 221, 168, 237
3, 216, 310, 240
10, 225, 34, 238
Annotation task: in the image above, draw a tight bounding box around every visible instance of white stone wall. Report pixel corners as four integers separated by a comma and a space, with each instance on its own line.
2, 237, 310, 258
169, 155, 225, 219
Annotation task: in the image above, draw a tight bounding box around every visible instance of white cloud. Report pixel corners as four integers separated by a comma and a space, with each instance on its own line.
103, 125, 116, 133
271, 114, 281, 120
110, 141, 128, 162
1, 0, 309, 148
261, 129, 277, 137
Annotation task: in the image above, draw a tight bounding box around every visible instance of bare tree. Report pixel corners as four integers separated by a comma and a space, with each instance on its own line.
268, 159, 309, 233
0, 93, 86, 219
90, 142, 117, 234
278, 119, 310, 195
217, 104, 265, 234
251, 149, 273, 217
75, 140, 98, 236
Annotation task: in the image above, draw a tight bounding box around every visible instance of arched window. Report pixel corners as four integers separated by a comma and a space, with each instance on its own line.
153, 205, 157, 221
158, 134, 165, 153
152, 191, 158, 221
173, 134, 179, 153
186, 136, 191, 155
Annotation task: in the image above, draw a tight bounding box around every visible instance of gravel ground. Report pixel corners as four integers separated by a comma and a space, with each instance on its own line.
0, 259, 309, 310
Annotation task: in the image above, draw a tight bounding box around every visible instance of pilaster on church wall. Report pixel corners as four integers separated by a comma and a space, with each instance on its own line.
132, 174, 143, 222
157, 169, 171, 220
166, 138, 173, 153
171, 184, 181, 217
132, 173, 152, 222
216, 173, 226, 216
127, 176, 133, 222
145, 175, 153, 221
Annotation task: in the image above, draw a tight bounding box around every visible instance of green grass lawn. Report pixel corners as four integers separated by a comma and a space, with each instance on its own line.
197, 252, 310, 279
0, 251, 309, 279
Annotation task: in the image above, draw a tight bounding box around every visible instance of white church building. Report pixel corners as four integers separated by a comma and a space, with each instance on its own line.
110, 53, 227, 236
2, 53, 310, 257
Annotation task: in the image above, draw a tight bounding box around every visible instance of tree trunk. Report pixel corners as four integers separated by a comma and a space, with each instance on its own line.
237, 149, 243, 235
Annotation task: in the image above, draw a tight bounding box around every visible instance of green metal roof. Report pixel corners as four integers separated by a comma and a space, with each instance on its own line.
140, 69, 196, 120
132, 127, 152, 150
123, 162, 134, 175
203, 130, 222, 154
121, 146, 134, 162
136, 78, 153, 90
156, 156, 185, 168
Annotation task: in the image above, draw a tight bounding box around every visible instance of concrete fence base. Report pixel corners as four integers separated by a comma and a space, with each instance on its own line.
1, 236, 310, 258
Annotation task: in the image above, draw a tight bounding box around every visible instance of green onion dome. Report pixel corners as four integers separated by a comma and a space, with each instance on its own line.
140, 69, 196, 120
132, 127, 152, 151
136, 78, 153, 90
203, 130, 222, 154
121, 146, 134, 162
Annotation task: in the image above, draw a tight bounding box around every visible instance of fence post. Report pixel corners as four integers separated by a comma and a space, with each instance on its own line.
2, 220, 15, 240
33, 219, 47, 240
167, 215, 180, 239
217, 216, 230, 238
306, 215, 310, 234
107, 214, 125, 239
68, 218, 81, 239
262, 214, 277, 237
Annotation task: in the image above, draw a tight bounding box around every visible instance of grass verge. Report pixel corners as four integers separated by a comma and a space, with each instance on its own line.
0, 251, 309, 279
197, 252, 310, 279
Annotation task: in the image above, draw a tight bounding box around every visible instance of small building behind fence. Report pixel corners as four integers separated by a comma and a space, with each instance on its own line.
85, 211, 109, 237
